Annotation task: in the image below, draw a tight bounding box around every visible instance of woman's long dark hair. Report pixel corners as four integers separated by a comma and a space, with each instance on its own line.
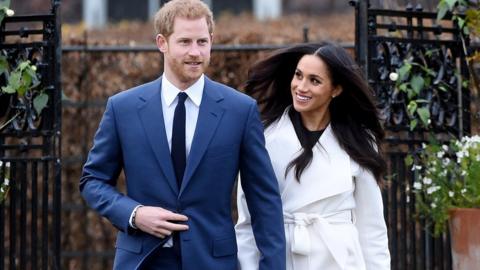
244, 43, 386, 183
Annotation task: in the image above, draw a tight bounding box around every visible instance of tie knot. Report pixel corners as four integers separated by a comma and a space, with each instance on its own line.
177, 92, 188, 104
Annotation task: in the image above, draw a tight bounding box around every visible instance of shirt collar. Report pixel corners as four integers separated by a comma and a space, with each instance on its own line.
162, 74, 204, 107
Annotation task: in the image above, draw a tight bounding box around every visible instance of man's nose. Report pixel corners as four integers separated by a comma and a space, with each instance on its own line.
188, 44, 201, 56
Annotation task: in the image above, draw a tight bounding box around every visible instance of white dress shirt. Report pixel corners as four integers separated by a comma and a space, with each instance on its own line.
128, 74, 204, 244
161, 74, 204, 156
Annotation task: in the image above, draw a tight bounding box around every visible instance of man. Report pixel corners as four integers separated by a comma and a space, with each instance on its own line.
79, 0, 286, 269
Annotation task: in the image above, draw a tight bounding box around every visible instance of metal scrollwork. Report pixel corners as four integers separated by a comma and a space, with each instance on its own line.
370, 40, 467, 133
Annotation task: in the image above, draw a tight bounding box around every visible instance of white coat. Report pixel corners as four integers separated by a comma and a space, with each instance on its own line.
235, 109, 391, 270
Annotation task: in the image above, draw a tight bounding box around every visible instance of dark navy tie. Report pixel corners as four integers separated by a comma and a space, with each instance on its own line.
171, 92, 188, 260
171, 92, 188, 188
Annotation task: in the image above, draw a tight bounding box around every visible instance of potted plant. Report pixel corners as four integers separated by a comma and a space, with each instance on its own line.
411, 135, 480, 269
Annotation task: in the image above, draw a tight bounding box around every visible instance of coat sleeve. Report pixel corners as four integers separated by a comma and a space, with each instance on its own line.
353, 162, 391, 269
237, 101, 286, 270
235, 181, 261, 270
79, 97, 139, 233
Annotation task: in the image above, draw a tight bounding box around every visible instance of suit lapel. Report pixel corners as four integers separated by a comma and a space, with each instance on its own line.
137, 78, 178, 195
180, 78, 224, 196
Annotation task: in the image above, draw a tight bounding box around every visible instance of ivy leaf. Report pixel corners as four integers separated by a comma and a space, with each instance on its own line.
0, 55, 7, 74
1, 84, 15, 94
410, 75, 425, 95
408, 101, 418, 116
0, 0, 12, 9
410, 119, 418, 131
457, 17, 465, 29
445, 0, 457, 9
8, 71, 21, 90
18, 60, 31, 71
437, 1, 449, 21
398, 63, 411, 82
21, 72, 32, 89
405, 155, 414, 167
417, 107, 430, 126
399, 83, 408, 92
33, 93, 48, 115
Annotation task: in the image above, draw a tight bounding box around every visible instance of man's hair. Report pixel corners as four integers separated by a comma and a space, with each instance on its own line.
154, 0, 214, 37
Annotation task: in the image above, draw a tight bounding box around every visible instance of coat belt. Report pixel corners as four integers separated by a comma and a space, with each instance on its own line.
283, 210, 353, 269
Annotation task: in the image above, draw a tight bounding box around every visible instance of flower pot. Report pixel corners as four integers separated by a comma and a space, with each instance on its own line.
449, 208, 480, 270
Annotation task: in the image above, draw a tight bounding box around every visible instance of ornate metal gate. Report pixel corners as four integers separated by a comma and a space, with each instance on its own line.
354, 1, 470, 269
0, 1, 62, 269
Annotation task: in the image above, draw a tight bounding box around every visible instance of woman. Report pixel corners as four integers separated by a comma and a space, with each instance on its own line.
235, 43, 391, 270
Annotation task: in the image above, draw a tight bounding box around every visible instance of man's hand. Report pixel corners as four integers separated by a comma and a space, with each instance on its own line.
134, 206, 189, 238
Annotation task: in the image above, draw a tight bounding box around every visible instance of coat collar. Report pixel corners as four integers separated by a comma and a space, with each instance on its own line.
265, 109, 353, 211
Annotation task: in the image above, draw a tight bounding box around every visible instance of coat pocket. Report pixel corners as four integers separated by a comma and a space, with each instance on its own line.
115, 232, 142, 254
212, 234, 238, 257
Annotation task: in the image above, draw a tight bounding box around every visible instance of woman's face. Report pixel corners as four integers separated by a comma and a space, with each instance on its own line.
290, 54, 342, 118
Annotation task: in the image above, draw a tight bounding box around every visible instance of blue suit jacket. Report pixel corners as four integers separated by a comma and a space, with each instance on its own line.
79, 77, 286, 270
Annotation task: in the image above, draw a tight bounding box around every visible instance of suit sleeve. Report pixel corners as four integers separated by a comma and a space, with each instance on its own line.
353, 163, 391, 269
79, 97, 139, 233
235, 179, 261, 270
238, 101, 286, 270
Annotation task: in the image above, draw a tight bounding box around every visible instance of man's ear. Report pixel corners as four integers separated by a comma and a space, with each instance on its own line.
156, 34, 168, 53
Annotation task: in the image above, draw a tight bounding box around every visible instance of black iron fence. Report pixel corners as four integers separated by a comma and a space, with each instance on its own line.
354, 1, 471, 269
0, 1, 62, 269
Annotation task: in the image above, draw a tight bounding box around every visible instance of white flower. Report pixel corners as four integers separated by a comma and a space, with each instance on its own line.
0, 187, 4, 193
436, 151, 445, 158
449, 191, 454, 197
476, 155, 480, 162
406, 195, 410, 203
413, 182, 422, 190
461, 170, 467, 176
442, 158, 450, 166
31, 65, 37, 71
389, 72, 399, 81
427, 186, 440, 194
6, 9, 14, 17
423, 177, 432, 185
461, 188, 467, 194
412, 165, 422, 171
0, 160, 2, 167
431, 202, 437, 208
422, 143, 427, 149
3, 178, 8, 186
5, 162, 10, 168
442, 145, 449, 151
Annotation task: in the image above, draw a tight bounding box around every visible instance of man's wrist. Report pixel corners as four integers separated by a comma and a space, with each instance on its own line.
129, 205, 143, 229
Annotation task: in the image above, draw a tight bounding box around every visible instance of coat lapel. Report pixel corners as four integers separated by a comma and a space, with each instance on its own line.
180, 78, 224, 196
137, 78, 178, 195
266, 110, 353, 212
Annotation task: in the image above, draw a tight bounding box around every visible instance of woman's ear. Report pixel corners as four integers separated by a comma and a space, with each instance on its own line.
332, 85, 343, 98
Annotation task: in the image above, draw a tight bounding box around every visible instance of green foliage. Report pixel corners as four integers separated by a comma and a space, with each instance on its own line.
411, 136, 480, 236
392, 56, 440, 130
0, 0, 11, 24
0, 57, 47, 115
